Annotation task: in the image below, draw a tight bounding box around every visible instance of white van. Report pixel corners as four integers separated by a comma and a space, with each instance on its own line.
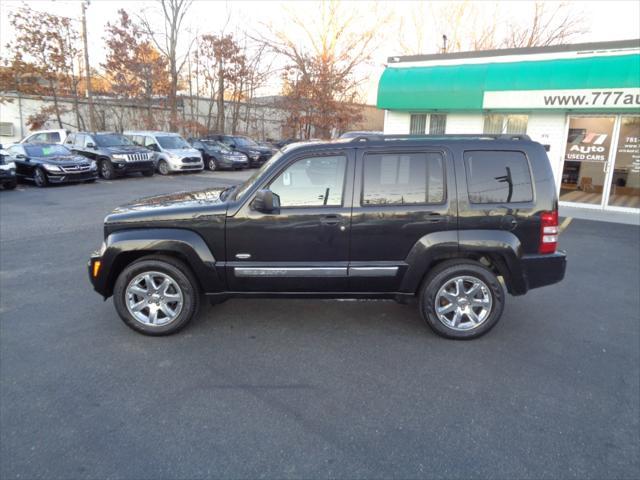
20, 129, 69, 145
124, 131, 203, 175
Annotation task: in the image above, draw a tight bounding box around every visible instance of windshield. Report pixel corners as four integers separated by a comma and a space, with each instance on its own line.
95, 134, 132, 147
233, 137, 258, 147
203, 141, 231, 152
24, 144, 72, 157
157, 136, 190, 149
233, 151, 284, 201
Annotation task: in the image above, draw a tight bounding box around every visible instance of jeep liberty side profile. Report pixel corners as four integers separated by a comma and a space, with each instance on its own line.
88, 135, 567, 339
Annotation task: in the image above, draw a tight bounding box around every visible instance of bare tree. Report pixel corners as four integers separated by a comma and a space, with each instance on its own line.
258, 0, 390, 138
139, 0, 193, 130
505, 1, 586, 48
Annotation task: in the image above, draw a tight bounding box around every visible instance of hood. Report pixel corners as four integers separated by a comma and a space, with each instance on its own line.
103, 145, 149, 154
105, 187, 229, 229
34, 155, 89, 164
165, 147, 201, 157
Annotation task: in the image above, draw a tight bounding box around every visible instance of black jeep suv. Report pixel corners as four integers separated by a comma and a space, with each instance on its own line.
89, 134, 567, 339
65, 132, 155, 179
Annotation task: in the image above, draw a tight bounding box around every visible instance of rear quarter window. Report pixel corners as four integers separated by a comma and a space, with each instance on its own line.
464, 150, 533, 204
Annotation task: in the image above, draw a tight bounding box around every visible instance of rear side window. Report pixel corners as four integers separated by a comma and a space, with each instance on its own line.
464, 150, 533, 204
362, 152, 445, 205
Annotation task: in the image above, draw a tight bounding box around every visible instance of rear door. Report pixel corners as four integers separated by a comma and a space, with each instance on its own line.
348, 146, 457, 292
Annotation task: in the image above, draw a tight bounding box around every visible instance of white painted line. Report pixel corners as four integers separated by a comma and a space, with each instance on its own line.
559, 217, 573, 233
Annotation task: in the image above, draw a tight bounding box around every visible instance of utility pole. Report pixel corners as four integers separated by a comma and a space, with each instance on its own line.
81, 0, 95, 131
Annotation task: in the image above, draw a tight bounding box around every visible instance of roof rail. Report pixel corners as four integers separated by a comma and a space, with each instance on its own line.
349, 134, 531, 142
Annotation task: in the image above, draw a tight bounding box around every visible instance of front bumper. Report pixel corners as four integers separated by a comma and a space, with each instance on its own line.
521, 251, 567, 291
168, 158, 204, 172
0, 170, 16, 184
113, 160, 155, 174
46, 170, 98, 183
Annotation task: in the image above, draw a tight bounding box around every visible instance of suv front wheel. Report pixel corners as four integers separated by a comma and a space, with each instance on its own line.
113, 256, 200, 335
419, 260, 505, 340
100, 159, 115, 180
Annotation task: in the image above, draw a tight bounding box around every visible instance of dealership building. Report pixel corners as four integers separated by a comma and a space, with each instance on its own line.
377, 39, 640, 219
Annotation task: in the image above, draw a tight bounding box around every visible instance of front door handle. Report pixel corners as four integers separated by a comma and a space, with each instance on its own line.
320, 215, 341, 226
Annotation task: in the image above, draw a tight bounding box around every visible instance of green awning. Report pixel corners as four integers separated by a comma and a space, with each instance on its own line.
377, 54, 640, 111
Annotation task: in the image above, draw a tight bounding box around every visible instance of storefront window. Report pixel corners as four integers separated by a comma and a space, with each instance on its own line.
483, 114, 528, 134
559, 116, 615, 206
608, 116, 640, 209
410, 114, 426, 134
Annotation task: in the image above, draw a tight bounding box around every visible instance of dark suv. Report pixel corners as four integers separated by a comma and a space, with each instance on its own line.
89, 135, 566, 339
65, 132, 155, 179
206, 134, 274, 167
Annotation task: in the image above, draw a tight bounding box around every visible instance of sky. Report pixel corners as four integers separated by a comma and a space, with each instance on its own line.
1, 0, 639, 104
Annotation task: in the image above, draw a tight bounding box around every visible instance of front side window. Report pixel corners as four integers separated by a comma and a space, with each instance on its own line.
362, 152, 445, 205
270, 155, 347, 207
46, 132, 61, 143
410, 114, 427, 135
74, 134, 86, 147
464, 150, 533, 204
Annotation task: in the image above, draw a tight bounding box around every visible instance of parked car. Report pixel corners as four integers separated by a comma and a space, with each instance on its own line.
88, 134, 567, 338
188, 138, 248, 171
65, 132, 155, 179
20, 129, 70, 145
125, 131, 203, 175
7, 143, 97, 187
339, 130, 384, 139
0, 148, 17, 190
205, 134, 273, 167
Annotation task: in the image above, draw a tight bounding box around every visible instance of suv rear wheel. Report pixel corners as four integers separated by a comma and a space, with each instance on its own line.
113, 256, 200, 335
419, 260, 504, 339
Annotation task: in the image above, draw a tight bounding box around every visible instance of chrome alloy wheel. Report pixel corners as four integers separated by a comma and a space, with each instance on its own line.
434, 275, 493, 331
125, 271, 183, 326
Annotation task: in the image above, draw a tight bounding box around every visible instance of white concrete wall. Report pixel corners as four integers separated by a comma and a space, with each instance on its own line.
444, 113, 484, 134
525, 112, 568, 185
383, 110, 411, 134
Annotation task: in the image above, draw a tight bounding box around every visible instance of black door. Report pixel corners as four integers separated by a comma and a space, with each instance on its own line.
348, 147, 457, 292
8, 145, 32, 179
226, 149, 355, 292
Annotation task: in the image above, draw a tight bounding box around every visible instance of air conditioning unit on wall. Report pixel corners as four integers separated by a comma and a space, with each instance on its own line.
0, 122, 15, 137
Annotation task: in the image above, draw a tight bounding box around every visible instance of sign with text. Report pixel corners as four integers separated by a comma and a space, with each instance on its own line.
484, 88, 640, 110
564, 116, 615, 163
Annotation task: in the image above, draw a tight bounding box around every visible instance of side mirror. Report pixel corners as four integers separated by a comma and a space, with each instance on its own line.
252, 189, 280, 214
148, 144, 160, 152
86, 142, 95, 149
228, 143, 236, 149
16, 154, 26, 159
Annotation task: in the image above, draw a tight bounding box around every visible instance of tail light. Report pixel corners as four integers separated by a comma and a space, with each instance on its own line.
539, 210, 559, 254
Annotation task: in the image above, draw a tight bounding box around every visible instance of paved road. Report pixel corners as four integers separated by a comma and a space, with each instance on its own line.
1, 172, 639, 479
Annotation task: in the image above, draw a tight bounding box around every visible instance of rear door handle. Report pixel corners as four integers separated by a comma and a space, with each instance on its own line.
424, 212, 447, 223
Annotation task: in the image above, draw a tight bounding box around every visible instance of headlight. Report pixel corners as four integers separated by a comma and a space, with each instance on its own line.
90, 160, 97, 170
168, 152, 180, 160
112, 154, 127, 161
9, 168, 15, 174
43, 163, 62, 172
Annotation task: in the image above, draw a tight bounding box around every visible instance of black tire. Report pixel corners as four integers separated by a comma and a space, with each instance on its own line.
207, 158, 217, 171
418, 260, 505, 340
113, 255, 200, 336
33, 168, 48, 188
142, 169, 154, 177
99, 159, 115, 180
4, 179, 17, 190
158, 160, 170, 175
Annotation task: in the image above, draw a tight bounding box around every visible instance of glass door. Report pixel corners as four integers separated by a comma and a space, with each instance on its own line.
606, 116, 640, 210
559, 116, 616, 207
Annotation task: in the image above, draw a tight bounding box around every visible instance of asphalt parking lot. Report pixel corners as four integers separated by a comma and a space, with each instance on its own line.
1, 171, 639, 480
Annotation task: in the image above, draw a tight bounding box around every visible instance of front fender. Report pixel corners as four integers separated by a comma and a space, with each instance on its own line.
91, 228, 224, 297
